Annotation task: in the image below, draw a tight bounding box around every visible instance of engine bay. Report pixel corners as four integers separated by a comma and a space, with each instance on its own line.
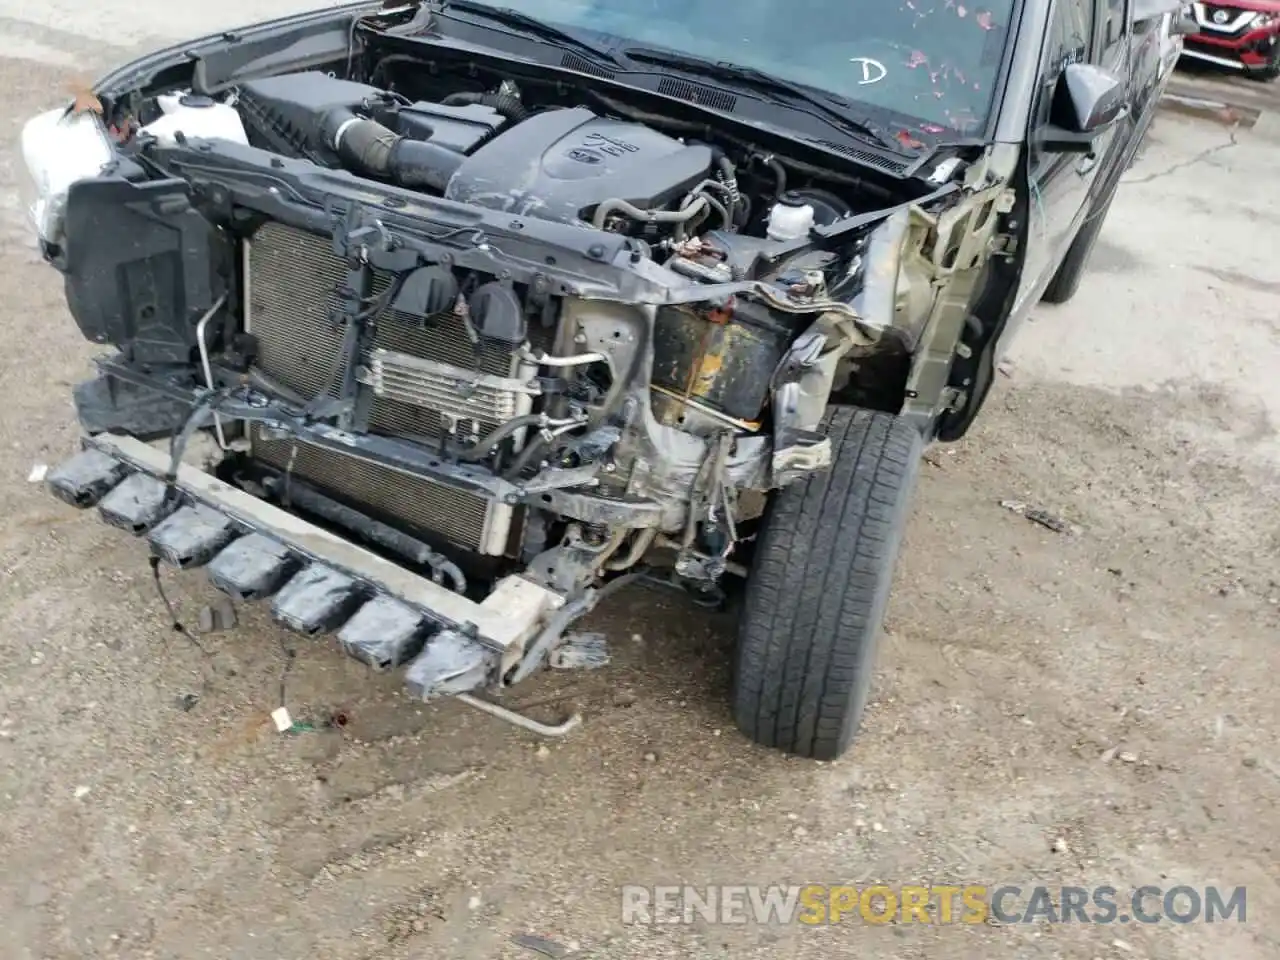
51, 43, 963, 593
97, 63, 930, 446
127, 67, 914, 279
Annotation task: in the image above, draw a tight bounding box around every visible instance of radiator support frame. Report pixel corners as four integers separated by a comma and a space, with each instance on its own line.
242, 223, 534, 555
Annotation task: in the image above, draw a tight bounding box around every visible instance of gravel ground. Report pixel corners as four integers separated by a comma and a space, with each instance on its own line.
2, 10, 1278, 960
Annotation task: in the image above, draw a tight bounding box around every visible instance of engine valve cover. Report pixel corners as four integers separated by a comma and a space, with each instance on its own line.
444, 107, 712, 223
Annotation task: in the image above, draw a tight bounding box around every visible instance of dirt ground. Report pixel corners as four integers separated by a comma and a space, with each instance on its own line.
2, 12, 1279, 960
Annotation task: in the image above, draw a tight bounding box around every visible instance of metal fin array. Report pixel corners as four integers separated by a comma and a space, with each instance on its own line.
45, 446, 499, 701
246, 221, 507, 552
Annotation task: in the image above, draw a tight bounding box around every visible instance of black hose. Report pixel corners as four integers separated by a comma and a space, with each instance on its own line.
441, 90, 529, 123
369, 53, 422, 88
501, 432, 551, 480
387, 139, 468, 190
702, 193, 732, 232
453, 413, 548, 463
355, 272, 408, 324
692, 141, 742, 223
323, 109, 466, 191
280, 477, 467, 592
328, 112, 398, 171
757, 154, 787, 198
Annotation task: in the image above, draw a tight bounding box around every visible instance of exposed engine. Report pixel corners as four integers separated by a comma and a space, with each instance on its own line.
102, 65, 903, 580
223, 71, 858, 254
446, 107, 715, 230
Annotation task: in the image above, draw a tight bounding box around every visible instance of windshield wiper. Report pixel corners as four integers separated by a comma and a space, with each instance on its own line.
441, 1, 622, 65
620, 46, 904, 152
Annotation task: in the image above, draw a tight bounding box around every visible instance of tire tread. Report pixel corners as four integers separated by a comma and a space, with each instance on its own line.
733, 408, 922, 760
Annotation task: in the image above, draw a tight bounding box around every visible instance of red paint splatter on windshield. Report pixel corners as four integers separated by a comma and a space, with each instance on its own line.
896, 130, 926, 150
976, 9, 995, 29
907, 49, 928, 68
922, 123, 947, 133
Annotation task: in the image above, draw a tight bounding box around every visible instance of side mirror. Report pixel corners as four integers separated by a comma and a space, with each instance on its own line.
1037, 62, 1127, 153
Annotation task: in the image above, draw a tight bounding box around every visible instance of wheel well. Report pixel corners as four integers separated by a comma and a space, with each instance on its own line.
827, 331, 914, 414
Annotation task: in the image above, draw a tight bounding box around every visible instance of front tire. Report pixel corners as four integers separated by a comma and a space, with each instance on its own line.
1248, 43, 1280, 82
1041, 188, 1116, 304
732, 408, 923, 760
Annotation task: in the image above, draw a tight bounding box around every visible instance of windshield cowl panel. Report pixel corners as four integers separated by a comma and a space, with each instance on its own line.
443, 0, 1015, 135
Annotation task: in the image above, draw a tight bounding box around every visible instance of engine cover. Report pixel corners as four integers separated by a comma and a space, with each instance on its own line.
443, 107, 712, 224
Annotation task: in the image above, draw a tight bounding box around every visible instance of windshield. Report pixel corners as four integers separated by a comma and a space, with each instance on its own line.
445, 0, 1017, 133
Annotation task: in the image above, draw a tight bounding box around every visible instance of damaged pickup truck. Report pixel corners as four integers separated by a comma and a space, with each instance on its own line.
22, 0, 1175, 759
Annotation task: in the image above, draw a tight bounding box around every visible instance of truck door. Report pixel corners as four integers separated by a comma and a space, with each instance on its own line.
1100, 0, 1135, 79
1094, 0, 1139, 181
1015, 0, 1124, 310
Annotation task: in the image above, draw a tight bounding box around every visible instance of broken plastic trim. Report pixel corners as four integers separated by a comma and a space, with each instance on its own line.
76, 433, 569, 662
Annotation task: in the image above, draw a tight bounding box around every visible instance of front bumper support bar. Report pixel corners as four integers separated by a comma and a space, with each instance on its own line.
45, 433, 568, 698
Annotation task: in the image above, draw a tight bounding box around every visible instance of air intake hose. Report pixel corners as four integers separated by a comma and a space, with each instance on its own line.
322, 109, 465, 192
441, 90, 529, 123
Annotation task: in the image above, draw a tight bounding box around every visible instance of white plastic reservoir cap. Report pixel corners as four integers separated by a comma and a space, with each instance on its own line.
766, 199, 816, 242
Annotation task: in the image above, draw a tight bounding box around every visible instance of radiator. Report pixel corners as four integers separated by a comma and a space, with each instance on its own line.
243, 221, 525, 555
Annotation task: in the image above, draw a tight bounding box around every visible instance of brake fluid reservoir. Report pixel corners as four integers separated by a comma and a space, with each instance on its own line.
766, 198, 816, 241
141, 94, 248, 146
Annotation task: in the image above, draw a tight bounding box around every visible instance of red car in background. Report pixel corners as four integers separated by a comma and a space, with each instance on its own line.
1181, 0, 1280, 78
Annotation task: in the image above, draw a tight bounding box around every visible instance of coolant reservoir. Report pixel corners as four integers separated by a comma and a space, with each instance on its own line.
766, 198, 816, 241
141, 94, 248, 147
